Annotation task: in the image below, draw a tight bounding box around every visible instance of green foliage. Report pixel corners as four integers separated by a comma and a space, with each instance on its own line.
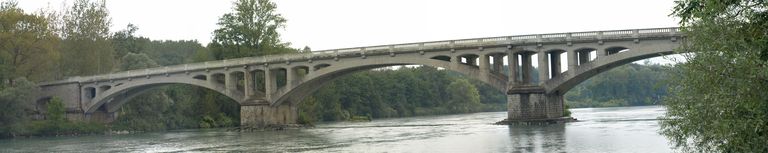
119, 53, 158, 70
0, 78, 37, 138
199, 115, 216, 128
299, 66, 506, 122
660, 0, 768, 152
144, 40, 205, 65
59, 0, 115, 76
447, 78, 481, 113
563, 105, 571, 117
0, 1, 59, 82
111, 24, 144, 59
14, 120, 106, 137
209, 0, 294, 59
46, 97, 65, 122
566, 64, 670, 108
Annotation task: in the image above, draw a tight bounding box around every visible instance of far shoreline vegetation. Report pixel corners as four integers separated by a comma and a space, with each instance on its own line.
0, 0, 671, 138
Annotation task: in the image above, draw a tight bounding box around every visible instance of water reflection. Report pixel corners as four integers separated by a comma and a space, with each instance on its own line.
507, 124, 566, 152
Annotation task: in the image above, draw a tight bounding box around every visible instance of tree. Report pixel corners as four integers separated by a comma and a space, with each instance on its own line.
111, 24, 145, 60
119, 53, 158, 70
446, 78, 481, 113
144, 40, 203, 66
660, 0, 768, 152
46, 97, 65, 122
209, 0, 294, 59
59, 0, 114, 76
0, 1, 60, 83
0, 78, 38, 137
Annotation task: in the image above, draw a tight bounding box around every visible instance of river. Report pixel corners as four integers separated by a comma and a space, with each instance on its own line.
0, 106, 673, 152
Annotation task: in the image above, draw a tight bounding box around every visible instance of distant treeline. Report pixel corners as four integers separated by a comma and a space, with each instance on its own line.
297, 66, 507, 124
565, 63, 671, 108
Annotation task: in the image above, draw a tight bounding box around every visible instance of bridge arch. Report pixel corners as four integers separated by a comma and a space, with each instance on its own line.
544, 43, 677, 95
270, 56, 509, 106
85, 76, 243, 113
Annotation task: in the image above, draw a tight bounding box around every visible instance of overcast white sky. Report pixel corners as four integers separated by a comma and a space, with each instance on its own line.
15, 0, 680, 65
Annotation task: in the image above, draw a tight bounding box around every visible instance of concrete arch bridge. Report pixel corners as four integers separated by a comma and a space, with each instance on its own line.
38, 27, 682, 126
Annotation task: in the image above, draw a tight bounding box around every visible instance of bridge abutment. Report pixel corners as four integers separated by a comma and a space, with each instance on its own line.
240, 103, 298, 128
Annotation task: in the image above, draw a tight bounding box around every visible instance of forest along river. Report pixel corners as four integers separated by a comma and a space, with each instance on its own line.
0, 106, 672, 152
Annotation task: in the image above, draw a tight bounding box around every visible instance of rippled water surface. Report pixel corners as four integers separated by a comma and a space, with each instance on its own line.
0, 106, 673, 152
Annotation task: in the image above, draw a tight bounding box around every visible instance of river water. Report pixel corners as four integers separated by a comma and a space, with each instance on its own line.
1, 106, 673, 152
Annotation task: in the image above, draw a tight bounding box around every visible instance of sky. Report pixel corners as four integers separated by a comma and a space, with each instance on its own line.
15, 0, 680, 64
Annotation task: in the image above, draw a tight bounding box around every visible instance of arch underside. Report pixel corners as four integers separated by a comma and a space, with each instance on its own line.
272, 56, 509, 106
544, 48, 677, 95
86, 77, 242, 113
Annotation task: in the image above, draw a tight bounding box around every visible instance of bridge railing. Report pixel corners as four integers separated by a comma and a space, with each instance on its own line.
42, 27, 680, 85
307, 27, 678, 54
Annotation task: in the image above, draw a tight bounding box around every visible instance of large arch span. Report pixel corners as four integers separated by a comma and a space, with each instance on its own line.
271, 55, 510, 106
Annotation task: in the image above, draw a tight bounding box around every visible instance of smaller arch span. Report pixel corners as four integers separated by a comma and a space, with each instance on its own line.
85, 77, 243, 113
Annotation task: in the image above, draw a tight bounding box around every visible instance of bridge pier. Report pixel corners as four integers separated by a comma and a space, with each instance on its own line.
240, 103, 298, 128
503, 86, 569, 124
503, 49, 570, 124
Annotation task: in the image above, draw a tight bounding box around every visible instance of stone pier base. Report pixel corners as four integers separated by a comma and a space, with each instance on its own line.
502, 86, 571, 124
240, 104, 298, 128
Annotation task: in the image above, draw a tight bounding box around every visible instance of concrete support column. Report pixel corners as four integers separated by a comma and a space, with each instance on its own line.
507, 52, 519, 85
538, 51, 549, 84
453, 56, 462, 64
451, 56, 462, 72
521, 54, 533, 84
493, 55, 504, 74
567, 50, 577, 72
208, 74, 217, 85
225, 72, 237, 94
479, 55, 490, 71
550, 53, 561, 78
81, 88, 90, 102
479, 55, 490, 82
240, 103, 298, 127
286, 68, 296, 89
596, 48, 607, 59
265, 69, 276, 100
244, 70, 254, 97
